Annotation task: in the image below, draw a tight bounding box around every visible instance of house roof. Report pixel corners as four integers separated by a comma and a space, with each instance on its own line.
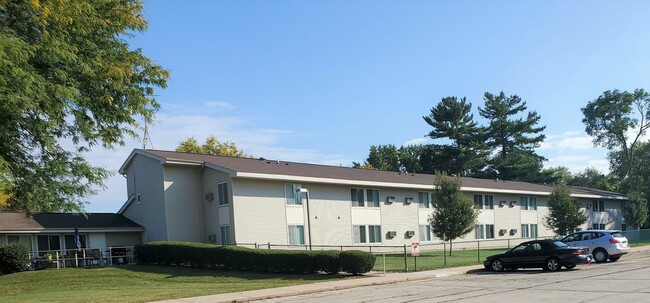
0, 213, 144, 232
122, 149, 626, 200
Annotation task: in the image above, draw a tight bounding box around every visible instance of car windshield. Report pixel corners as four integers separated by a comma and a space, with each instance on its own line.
554, 241, 568, 247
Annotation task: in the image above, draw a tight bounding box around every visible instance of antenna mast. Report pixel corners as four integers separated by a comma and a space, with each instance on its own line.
142, 121, 154, 149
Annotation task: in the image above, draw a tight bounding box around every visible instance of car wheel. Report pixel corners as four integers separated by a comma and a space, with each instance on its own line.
490, 259, 504, 272
565, 263, 576, 269
609, 256, 621, 262
544, 258, 561, 271
593, 248, 608, 263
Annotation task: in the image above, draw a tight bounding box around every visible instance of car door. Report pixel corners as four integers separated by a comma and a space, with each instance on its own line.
502, 243, 535, 268
528, 242, 547, 266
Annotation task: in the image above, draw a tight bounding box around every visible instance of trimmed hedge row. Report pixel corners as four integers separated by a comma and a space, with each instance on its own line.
135, 241, 375, 275
0, 243, 29, 275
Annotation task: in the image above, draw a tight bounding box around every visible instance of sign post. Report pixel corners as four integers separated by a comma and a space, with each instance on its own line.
411, 242, 420, 272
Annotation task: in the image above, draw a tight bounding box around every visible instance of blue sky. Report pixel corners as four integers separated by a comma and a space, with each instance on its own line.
86, 0, 650, 212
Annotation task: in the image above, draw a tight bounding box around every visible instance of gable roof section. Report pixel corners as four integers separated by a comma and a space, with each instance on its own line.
130, 149, 626, 200
0, 213, 144, 232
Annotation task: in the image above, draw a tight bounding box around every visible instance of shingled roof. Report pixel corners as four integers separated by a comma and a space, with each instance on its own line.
123, 149, 626, 199
0, 213, 143, 232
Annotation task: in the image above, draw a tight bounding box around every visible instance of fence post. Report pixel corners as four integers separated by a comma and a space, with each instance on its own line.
267, 242, 270, 250
443, 242, 447, 267
370, 246, 372, 253
340, 246, 343, 251
508, 239, 510, 249
404, 244, 409, 272
477, 241, 480, 263
254, 242, 257, 249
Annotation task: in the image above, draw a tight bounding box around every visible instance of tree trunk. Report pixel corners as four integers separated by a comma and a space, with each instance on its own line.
449, 240, 453, 256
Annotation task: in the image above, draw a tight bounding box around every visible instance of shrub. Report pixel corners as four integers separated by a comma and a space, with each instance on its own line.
135, 242, 343, 274
0, 243, 30, 275
339, 250, 375, 275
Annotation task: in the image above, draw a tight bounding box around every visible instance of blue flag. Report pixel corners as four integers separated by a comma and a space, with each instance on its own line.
74, 227, 81, 250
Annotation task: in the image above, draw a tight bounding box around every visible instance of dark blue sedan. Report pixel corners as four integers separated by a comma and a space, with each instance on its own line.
484, 239, 592, 272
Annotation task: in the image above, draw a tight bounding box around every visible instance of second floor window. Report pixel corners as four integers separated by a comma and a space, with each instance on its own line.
284, 184, 302, 205
218, 182, 229, 206
520, 196, 537, 210
351, 188, 379, 207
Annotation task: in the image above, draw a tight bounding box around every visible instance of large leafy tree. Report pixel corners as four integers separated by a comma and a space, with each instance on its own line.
624, 192, 648, 230
423, 96, 488, 176
544, 183, 587, 236
352, 144, 400, 171
534, 166, 573, 185
582, 89, 650, 191
479, 92, 546, 181
176, 136, 249, 157
568, 167, 618, 192
428, 174, 479, 255
0, 0, 169, 213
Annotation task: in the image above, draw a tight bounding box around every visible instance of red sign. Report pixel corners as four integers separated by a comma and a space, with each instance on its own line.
411, 242, 420, 257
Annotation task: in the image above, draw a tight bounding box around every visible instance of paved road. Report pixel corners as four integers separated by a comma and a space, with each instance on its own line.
257, 249, 650, 303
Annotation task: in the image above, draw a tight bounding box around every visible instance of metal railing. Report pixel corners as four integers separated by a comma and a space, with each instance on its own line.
29, 246, 136, 270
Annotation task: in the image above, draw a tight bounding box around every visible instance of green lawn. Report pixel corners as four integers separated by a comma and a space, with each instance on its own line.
373, 248, 506, 272
0, 265, 349, 303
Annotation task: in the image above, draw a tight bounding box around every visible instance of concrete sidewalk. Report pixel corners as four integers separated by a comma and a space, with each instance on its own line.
152, 264, 483, 303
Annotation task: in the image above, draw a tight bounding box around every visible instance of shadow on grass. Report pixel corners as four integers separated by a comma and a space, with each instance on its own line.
79, 264, 353, 281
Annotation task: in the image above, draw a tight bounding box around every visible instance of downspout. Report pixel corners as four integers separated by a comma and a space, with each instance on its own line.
198, 162, 206, 242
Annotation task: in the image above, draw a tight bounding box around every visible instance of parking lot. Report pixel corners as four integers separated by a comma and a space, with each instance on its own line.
258, 248, 650, 303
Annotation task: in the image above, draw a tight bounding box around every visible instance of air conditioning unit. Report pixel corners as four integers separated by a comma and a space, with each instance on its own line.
509, 200, 516, 207
405, 230, 415, 237
205, 193, 214, 201
405, 197, 414, 204
499, 229, 507, 236
499, 200, 506, 207
386, 196, 396, 204
387, 231, 397, 238
510, 229, 517, 236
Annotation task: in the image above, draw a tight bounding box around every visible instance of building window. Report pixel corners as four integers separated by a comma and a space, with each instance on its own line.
367, 189, 380, 207
351, 188, 379, 207
353, 225, 367, 243
288, 225, 305, 245
220, 225, 232, 244
64, 234, 87, 250
592, 200, 605, 212
521, 224, 530, 238
521, 196, 537, 210
475, 224, 494, 239
7, 235, 33, 252
592, 223, 606, 230
419, 225, 432, 241
418, 192, 431, 208
368, 225, 381, 243
351, 188, 365, 207
37, 235, 60, 252
218, 182, 229, 206
484, 195, 494, 209
474, 195, 483, 209
531, 224, 538, 238
284, 184, 302, 205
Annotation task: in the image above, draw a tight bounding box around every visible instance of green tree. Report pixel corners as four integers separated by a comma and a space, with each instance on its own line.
535, 166, 573, 185
624, 192, 649, 230
176, 136, 249, 157
582, 89, 650, 191
568, 167, 618, 192
479, 92, 546, 181
428, 174, 479, 255
0, 0, 169, 213
358, 144, 400, 171
423, 96, 488, 176
544, 183, 587, 236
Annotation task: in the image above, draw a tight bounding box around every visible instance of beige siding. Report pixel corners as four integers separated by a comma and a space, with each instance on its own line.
380, 188, 422, 246
105, 232, 142, 246
305, 183, 353, 246
163, 165, 203, 242
123, 154, 167, 242
201, 169, 233, 243
232, 179, 287, 244
88, 233, 107, 248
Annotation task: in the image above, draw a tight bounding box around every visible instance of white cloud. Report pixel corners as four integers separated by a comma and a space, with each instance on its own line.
402, 137, 432, 146
203, 101, 234, 109
539, 131, 593, 150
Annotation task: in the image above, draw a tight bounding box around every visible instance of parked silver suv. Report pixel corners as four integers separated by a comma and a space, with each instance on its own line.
561, 230, 629, 263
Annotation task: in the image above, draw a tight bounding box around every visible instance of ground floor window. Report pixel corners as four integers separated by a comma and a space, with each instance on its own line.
288, 225, 305, 245
419, 225, 432, 241
475, 224, 494, 239
37, 235, 60, 252
592, 223, 606, 230
7, 235, 33, 252
521, 224, 538, 238
353, 225, 381, 244
220, 225, 232, 245
64, 234, 87, 251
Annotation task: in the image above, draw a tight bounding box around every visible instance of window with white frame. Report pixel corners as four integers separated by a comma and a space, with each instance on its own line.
351, 188, 379, 207
474, 194, 493, 209
419, 225, 432, 241
37, 235, 60, 253
288, 225, 305, 245
521, 224, 530, 238
475, 224, 494, 239
353, 225, 381, 243
217, 182, 229, 206
592, 223, 606, 230
284, 184, 302, 205
592, 200, 605, 212
520, 196, 537, 210
418, 192, 431, 208
531, 224, 538, 238
220, 225, 231, 244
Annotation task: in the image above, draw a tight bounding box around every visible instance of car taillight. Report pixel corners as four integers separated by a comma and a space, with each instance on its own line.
609, 239, 620, 244
572, 250, 582, 255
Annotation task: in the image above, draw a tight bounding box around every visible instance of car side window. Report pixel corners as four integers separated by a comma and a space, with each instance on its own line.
593, 232, 604, 239
512, 244, 528, 253
581, 233, 591, 241
563, 234, 578, 242
532, 243, 542, 251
